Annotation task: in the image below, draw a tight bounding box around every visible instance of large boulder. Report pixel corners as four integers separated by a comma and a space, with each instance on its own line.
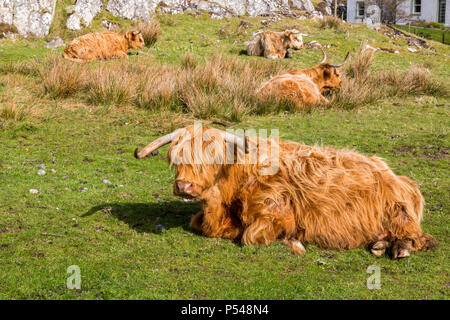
67, 0, 103, 31
106, 0, 152, 22
0, 0, 57, 37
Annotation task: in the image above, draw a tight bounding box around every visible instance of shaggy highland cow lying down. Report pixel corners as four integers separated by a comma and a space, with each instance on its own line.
63, 30, 145, 63
135, 125, 436, 259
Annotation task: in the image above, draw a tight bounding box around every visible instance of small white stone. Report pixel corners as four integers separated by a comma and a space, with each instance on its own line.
37, 169, 46, 175
38, 164, 46, 169
103, 179, 112, 185
29, 189, 39, 194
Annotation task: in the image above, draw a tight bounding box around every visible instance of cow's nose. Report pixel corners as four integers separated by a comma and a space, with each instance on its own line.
176, 181, 192, 194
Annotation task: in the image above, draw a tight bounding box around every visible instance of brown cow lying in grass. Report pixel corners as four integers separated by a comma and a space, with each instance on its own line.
63, 30, 145, 63
135, 124, 436, 259
246, 30, 304, 59
257, 49, 349, 108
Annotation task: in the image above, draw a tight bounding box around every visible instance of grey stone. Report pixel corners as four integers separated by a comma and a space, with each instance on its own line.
67, 0, 102, 30
155, 224, 166, 232
0, 0, 57, 37
37, 169, 46, 175
106, 0, 152, 22
45, 36, 64, 49
29, 189, 39, 194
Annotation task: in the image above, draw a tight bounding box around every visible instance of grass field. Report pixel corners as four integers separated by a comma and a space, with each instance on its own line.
395, 24, 450, 45
0, 10, 449, 299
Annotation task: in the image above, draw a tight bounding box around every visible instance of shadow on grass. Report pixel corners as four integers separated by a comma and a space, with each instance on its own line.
83, 200, 201, 234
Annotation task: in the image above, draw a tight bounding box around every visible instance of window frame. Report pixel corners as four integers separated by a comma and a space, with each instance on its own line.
356, 1, 365, 18
412, 0, 422, 15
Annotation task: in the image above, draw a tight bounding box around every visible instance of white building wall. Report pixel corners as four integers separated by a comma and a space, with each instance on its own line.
397, 0, 439, 25
347, 0, 449, 26
445, 0, 450, 26
347, 0, 365, 23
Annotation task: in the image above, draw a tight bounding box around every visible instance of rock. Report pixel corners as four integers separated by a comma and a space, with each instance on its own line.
155, 224, 166, 232
80, 187, 88, 192
45, 37, 64, 49
50, 169, 57, 173
0, 0, 57, 37
316, 1, 332, 16
37, 169, 46, 175
106, 0, 152, 22
407, 47, 417, 53
38, 163, 46, 169
101, 19, 119, 31
300, 0, 315, 12
29, 189, 39, 194
198, 1, 236, 19
317, 259, 327, 265
67, 0, 102, 30
102, 179, 112, 185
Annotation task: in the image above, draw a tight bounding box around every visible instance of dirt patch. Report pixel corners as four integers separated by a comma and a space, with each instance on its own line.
394, 145, 449, 160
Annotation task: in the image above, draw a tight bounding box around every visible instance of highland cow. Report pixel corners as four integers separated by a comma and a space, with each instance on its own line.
135, 124, 436, 259
63, 30, 145, 63
246, 30, 304, 59
257, 49, 349, 107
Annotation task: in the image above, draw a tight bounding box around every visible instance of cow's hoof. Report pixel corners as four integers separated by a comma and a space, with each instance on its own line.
391, 239, 412, 260
370, 240, 388, 257
284, 239, 306, 255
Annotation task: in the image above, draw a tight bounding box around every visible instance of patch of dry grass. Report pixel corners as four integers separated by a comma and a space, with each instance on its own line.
40, 55, 87, 99
137, 21, 161, 47
330, 47, 448, 109
319, 16, 345, 32
26, 48, 450, 120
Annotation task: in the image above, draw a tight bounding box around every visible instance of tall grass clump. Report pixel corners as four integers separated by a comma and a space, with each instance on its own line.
319, 16, 345, 32
85, 63, 136, 106
39, 56, 87, 99
134, 65, 179, 111
331, 46, 448, 109
137, 21, 161, 47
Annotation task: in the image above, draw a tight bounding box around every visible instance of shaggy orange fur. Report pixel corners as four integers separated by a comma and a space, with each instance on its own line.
246, 30, 303, 59
63, 30, 145, 63
136, 125, 436, 259
257, 53, 347, 108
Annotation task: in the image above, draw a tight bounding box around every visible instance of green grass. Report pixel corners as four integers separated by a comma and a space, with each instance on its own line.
0, 11, 449, 299
395, 24, 450, 45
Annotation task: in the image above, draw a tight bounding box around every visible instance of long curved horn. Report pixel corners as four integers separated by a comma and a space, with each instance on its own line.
134, 128, 183, 159
329, 52, 350, 68
320, 47, 327, 64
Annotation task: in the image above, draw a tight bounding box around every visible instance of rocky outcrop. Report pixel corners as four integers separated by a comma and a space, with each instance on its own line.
106, 0, 153, 22
0, 0, 57, 37
0, 0, 323, 37
67, 0, 103, 30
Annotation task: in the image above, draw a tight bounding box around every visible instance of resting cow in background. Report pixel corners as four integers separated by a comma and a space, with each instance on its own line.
246, 30, 304, 59
63, 30, 145, 63
135, 125, 436, 259
257, 49, 349, 107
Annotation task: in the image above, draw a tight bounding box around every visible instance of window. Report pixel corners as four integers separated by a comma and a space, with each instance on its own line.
413, 0, 421, 14
356, 1, 365, 17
